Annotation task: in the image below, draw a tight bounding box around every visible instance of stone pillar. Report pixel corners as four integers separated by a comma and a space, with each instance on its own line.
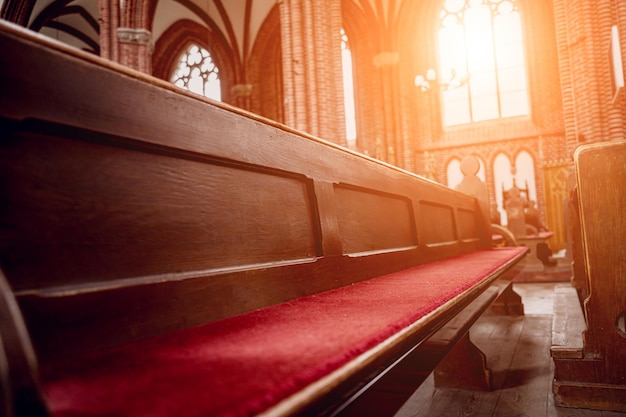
98, 0, 120, 62
279, 0, 346, 145
115, 0, 153, 74
373, 51, 402, 166
118, 27, 153, 74
599, 0, 625, 142
553, 0, 625, 150
0, 0, 33, 26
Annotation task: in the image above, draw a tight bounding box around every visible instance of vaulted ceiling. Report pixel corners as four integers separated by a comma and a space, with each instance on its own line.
1, 0, 409, 58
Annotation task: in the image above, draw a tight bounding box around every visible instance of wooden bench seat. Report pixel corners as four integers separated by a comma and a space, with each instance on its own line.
0, 21, 527, 417
38, 249, 524, 417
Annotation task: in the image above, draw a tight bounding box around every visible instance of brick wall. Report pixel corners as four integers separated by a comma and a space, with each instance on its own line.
10, 0, 622, 251
279, 0, 346, 145
553, 0, 626, 152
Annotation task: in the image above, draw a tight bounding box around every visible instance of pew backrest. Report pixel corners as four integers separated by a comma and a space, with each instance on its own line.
0, 20, 491, 363
0, 21, 530, 417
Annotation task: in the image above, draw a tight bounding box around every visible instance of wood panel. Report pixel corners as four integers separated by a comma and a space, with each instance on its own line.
0, 128, 320, 291
457, 207, 481, 242
0, 20, 497, 372
418, 202, 456, 246
334, 185, 417, 255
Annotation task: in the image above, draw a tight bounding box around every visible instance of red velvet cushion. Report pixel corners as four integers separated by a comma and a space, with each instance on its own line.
42, 247, 525, 417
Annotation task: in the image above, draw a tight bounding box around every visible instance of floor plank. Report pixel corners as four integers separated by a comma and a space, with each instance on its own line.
490, 316, 552, 416
394, 283, 626, 417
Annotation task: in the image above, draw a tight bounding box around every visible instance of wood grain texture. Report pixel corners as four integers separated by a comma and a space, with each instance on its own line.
0, 22, 498, 362
334, 185, 417, 254
332, 285, 501, 417
1, 129, 319, 291
549, 141, 626, 412
575, 141, 626, 370
0, 21, 528, 417
457, 206, 481, 242
417, 201, 457, 246
396, 284, 626, 417
551, 284, 585, 358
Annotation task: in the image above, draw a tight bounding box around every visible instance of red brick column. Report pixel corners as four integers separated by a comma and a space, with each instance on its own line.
0, 0, 33, 25
116, 0, 153, 74
372, 52, 403, 167
117, 28, 153, 74
600, 0, 626, 140
553, 0, 625, 152
279, 0, 346, 146
98, 0, 119, 62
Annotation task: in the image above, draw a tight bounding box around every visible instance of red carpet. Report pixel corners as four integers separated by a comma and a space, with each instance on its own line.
42, 247, 525, 417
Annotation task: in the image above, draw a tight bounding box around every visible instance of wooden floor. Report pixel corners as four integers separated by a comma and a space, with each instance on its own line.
394, 282, 626, 417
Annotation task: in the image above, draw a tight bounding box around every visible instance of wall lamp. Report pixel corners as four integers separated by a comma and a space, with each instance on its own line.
414, 68, 469, 92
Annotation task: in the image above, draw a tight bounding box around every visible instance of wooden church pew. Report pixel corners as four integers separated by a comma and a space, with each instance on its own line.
0, 21, 527, 417
551, 140, 626, 412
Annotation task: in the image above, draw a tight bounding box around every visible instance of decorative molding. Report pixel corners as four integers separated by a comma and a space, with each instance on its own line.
118, 28, 153, 46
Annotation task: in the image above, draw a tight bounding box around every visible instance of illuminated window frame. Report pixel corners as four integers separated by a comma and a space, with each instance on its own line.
341, 29, 357, 148
438, 0, 529, 126
171, 44, 221, 101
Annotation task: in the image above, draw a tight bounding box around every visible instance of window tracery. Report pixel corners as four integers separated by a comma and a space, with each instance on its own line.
171, 44, 221, 101
438, 0, 529, 126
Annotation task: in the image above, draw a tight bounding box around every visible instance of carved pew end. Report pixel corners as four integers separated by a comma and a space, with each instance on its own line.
550, 141, 626, 413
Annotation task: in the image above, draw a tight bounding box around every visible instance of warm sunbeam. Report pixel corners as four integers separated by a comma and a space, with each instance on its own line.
438, 0, 529, 126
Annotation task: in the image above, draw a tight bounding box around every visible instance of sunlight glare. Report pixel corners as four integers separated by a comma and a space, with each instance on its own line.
171, 44, 221, 102
439, 0, 529, 125
341, 29, 357, 147
445, 0, 465, 13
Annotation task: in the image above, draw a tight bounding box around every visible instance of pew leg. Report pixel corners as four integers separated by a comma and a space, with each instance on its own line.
433, 333, 492, 391
490, 282, 524, 316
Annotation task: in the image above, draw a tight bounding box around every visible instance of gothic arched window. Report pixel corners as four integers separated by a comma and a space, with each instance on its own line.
514, 150, 536, 202
438, 0, 529, 126
494, 153, 513, 225
171, 44, 221, 101
341, 28, 357, 148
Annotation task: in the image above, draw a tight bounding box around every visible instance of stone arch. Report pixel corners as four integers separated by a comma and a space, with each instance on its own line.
493, 152, 514, 225
446, 157, 462, 189
513, 148, 538, 203
118, 0, 155, 30
0, 0, 36, 26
